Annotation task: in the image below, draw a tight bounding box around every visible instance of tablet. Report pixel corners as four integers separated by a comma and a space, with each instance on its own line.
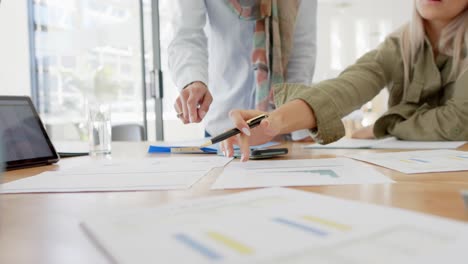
0, 96, 59, 170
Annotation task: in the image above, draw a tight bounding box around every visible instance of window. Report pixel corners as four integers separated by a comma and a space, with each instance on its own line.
31, 0, 147, 141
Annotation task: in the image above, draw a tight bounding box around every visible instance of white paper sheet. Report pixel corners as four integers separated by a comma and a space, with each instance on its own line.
374, 139, 466, 149
53, 140, 89, 154
305, 137, 466, 150
81, 188, 468, 264
0, 156, 232, 193
211, 158, 393, 189
348, 150, 468, 174
304, 138, 393, 149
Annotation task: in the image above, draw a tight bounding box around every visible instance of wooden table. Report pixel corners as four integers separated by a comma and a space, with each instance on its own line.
1, 142, 468, 264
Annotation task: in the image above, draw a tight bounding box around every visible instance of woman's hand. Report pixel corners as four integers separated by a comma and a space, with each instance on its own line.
220, 99, 317, 162
219, 110, 281, 162
351, 125, 375, 139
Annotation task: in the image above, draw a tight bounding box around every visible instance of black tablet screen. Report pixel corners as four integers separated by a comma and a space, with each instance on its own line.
0, 97, 57, 166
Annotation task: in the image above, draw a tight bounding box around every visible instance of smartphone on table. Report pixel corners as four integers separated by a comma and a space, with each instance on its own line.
223, 148, 288, 160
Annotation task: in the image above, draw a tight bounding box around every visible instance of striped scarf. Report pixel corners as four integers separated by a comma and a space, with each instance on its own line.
225, 0, 299, 111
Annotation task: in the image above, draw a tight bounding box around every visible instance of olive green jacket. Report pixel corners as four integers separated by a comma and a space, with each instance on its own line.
274, 35, 468, 144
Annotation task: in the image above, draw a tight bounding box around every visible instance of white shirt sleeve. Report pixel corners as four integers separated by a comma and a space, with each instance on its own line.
168, 0, 209, 92
288, 0, 318, 140
286, 0, 317, 85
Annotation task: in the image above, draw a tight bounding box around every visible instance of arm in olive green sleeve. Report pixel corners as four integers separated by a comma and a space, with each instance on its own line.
375, 71, 468, 141
275, 37, 399, 144
274, 83, 346, 143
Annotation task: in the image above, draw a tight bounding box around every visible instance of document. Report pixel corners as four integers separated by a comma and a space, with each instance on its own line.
0, 156, 232, 193
374, 139, 467, 149
211, 158, 393, 189
305, 137, 466, 150
348, 150, 468, 174
53, 140, 89, 154
305, 138, 394, 149
81, 188, 468, 264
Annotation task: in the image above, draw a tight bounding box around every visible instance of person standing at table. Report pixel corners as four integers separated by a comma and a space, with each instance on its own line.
221, 0, 468, 160
168, 0, 317, 139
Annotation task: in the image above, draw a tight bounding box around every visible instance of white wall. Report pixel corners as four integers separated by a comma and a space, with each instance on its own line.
314, 0, 413, 134
0, 0, 31, 96
315, 0, 413, 82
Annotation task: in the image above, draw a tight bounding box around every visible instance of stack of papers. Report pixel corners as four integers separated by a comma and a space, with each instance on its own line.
0, 156, 232, 193
212, 158, 393, 189
305, 137, 466, 149
348, 150, 468, 174
82, 188, 468, 264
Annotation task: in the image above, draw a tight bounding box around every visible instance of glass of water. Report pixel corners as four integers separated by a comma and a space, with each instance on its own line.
87, 103, 112, 156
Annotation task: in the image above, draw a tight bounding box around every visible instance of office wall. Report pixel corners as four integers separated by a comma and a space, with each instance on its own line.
0, 0, 31, 96
314, 0, 412, 134
314, 0, 413, 83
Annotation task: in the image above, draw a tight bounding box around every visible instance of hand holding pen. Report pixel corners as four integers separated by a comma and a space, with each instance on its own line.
205, 111, 280, 162
201, 113, 270, 146
214, 100, 317, 161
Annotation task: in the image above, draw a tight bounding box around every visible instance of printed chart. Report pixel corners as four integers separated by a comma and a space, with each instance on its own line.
82, 188, 468, 264
348, 150, 468, 174
211, 158, 393, 189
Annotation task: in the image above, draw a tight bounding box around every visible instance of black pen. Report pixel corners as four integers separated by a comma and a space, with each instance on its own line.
200, 114, 268, 147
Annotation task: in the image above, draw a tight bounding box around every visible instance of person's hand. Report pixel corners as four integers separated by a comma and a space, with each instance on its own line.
351, 125, 375, 139
174, 81, 213, 124
220, 99, 317, 162
219, 109, 281, 162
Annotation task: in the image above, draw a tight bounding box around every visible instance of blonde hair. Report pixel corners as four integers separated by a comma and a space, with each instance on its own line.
400, 5, 468, 88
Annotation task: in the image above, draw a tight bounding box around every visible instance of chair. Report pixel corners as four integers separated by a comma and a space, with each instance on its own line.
111, 124, 145, 142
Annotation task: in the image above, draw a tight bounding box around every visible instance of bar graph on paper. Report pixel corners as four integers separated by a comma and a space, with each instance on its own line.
161, 199, 461, 264
257, 226, 453, 264
349, 150, 468, 174
172, 214, 353, 261
172, 219, 451, 263
211, 158, 393, 189
82, 188, 468, 264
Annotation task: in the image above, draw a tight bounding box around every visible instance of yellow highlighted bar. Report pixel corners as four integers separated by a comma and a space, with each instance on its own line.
449, 157, 465, 161
206, 231, 254, 255
400, 159, 413, 164
302, 216, 352, 231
